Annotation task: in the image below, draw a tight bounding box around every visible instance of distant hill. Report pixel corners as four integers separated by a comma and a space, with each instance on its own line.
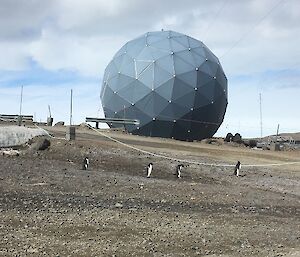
279, 132, 300, 141
257, 132, 300, 144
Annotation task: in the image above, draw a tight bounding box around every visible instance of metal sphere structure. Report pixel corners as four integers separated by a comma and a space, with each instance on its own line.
100, 30, 227, 140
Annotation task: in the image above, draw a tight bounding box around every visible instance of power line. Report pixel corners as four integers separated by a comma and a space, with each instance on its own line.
220, 0, 285, 58
87, 124, 300, 168
34, 123, 300, 168
203, 0, 229, 41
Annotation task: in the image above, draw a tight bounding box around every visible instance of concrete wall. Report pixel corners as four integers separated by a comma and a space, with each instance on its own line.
0, 126, 48, 148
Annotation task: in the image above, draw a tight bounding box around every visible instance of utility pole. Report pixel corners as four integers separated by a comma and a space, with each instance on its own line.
47, 105, 53, 126
19, 85, 23, 117
18, 85, 23, 126
70, 89, 73, 126
66, 89, 75, 140
276, 124, 280, 143
123, 105, 126, 131
48, 105, 52, 118
259, 93, 263, 139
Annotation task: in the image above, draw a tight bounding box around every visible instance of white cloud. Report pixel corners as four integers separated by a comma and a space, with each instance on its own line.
0, 0, 56, 41
0, 41, 29, 70
1, 0, 300, 76
29, 28, 125, 76
56, 0, 126, 31
0, 0, 299, 137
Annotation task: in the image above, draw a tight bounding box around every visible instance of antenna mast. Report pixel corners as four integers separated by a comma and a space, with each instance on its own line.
19, 85, 23, 117
276, 123, 280, 143
70, 89, 73, 126
18, 85, 24, 126
259, 93, 263, 138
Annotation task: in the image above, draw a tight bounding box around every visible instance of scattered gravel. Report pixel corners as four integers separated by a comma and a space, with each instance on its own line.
0, 126, 299, 256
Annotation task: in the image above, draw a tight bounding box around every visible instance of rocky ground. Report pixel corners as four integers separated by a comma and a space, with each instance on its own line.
0, 125, 300, 256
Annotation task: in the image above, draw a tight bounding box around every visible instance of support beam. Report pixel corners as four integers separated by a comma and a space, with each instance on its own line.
85, 117, 140, 126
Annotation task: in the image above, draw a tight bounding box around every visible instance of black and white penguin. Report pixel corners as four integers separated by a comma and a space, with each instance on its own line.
83, 157, 89, 170
176, 164, 184, 178
234, 161, 241, 177
147, 163, 153, 178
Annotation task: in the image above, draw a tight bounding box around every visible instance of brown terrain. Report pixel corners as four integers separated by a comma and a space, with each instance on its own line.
0, 125, 300, 257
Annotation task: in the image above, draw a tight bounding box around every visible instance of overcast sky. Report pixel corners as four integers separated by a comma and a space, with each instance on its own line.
0, 0, 299, 138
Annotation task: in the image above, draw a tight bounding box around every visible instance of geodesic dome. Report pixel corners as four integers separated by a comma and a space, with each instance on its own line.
100, 30, 227, 140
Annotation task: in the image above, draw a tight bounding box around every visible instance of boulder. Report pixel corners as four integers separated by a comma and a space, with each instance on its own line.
232, 133, 242, 143
224, 133, 233, 142
54, 121, 65, 126
30, 137, 51, 151
1, 149, 20, 156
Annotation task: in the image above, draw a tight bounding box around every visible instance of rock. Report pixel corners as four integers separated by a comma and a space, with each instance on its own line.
27, 248, 39, 253
247, 139, 257, 148
1, 149, 20, 156
232, 133, 242, 143
54, 121, 65, 126
79, 123, 91, 129
30, 137, 51, 151
224, 133, 233, 142
202, 138, 222, 145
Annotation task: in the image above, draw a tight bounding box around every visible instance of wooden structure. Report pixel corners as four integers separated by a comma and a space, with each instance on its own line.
0, 114, 33, 123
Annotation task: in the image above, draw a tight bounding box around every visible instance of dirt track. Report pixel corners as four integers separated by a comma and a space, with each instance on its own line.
0, 125, 300, 256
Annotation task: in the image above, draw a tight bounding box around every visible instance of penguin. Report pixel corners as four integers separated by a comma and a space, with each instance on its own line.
176, 164, 184, 178
83, 157, 89, 170
234, 161, 241, 177
147, 163, 153, 178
